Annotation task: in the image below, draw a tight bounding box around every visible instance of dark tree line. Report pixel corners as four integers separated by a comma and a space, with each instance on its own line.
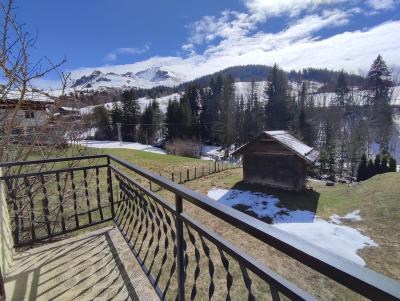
93, 55, 397, 180
357, 152, 397, 181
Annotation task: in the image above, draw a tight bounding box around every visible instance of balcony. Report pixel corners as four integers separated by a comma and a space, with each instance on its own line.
0, 155, 399, 300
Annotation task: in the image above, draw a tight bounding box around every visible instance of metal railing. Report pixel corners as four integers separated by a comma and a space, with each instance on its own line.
0, 154, 399, 300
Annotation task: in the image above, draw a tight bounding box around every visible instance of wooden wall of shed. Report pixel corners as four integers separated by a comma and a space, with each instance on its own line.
243, 153, 307, 191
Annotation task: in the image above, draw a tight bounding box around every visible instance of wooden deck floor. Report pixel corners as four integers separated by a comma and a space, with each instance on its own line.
4, 226, 159, 301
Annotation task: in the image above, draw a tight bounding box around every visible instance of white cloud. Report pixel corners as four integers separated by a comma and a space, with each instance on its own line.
67, 20, 400, 82
186, 10, 256, 46
104, 43, 150, 62
36, 0, 399, 90
367, 0, 397, 10
244, 0, 348, 21
200, 9, 352, 60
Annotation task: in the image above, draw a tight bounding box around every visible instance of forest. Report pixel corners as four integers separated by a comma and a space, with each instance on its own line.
92, 55, 398, 181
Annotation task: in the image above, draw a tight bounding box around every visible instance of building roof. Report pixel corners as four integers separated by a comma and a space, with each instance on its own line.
232, 130, 319, 163
2, 90, 55, 104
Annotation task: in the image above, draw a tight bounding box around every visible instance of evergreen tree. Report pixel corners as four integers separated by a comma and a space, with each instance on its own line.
335, 70, 350, 107
296, 81, 315, 146
367, 55, 392, 105
178, 96, 194, 138
366, 55, 394, 151
243, 79, 264, 142
366, 159, 374, 179
139, 100, 162, 145
216, 75, 236, 156
373, 154, 381, 175
110, 103, 123, 140
165, 98, 180, 139
235, 95, 246, 146
265, 64, 294, 130
380, 155, 388, 174
199, 88, 213, 142
121, 90, 140, 141
389, 157, 397, 172
326, 122, 336, 181
94, 106, 112, 140
319, 120, 336, 181
357, 153, 368, 181
209, 75, 223, 144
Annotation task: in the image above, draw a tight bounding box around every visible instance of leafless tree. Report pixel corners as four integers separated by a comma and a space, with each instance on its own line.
0, 0, 91, 166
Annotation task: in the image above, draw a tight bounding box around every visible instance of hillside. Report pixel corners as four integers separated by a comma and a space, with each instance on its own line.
184, 169, 400, 284
71, 64, 366, 93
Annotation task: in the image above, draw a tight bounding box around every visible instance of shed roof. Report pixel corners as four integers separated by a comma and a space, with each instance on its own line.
232, 130, 319, 163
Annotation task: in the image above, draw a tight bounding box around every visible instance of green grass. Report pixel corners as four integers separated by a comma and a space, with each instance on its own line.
100, 147, 211, 175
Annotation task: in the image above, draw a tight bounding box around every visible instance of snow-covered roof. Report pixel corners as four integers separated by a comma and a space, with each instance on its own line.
4, 90, 55, 104
60, 106, 80, 112
232, 130, 319, 163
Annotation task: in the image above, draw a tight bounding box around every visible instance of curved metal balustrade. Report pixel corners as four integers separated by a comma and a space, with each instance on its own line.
1, 154, 399, 301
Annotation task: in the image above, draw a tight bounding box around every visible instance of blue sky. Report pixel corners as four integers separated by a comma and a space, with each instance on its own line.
17, 0, 244, 69
14, 0, 400, 84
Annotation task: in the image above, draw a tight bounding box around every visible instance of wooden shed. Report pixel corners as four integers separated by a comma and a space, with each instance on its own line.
232, 131, 319, 191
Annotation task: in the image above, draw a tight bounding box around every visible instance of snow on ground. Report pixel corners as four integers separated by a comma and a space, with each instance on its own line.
330, 210, 362, 224
79, 93, 181, 115
77, 140, 166, 154
207, 188, 377, 266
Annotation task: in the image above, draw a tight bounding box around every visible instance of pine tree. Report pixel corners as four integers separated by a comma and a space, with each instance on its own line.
209, 75, 223, 144
235, 95, 246, 146
357, 153, 368, 181
366, 55, 394, 152
178, 96, 193, 138
199, 88, 212, 142
216, 75, 236, 156
389, 157, 397, 172
319, 120, 336, 181
326, 122, 336, 181
335, 70, 350, 107
265, 64, 293, 130
139, 100, 162, 145
367, 55, 392, 105
296, 81, 315, 146
373, 154, 381, 175
367, 159, 374, 179
380, 155, 388, 174
121, 90, 140, 142
110, 102, 123, 140
94, 106, 112, 140
165, 98, 180, 139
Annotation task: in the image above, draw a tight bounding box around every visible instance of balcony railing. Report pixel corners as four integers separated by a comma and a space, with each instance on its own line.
0, 154, 399, 300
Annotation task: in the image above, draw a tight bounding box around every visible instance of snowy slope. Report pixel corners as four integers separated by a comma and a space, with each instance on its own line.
72, 67, 186, 90
80, 93, 182, 115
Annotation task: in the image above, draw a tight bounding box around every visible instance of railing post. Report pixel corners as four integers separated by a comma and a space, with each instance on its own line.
175, 194, 185, 300
107, 156, 115, 219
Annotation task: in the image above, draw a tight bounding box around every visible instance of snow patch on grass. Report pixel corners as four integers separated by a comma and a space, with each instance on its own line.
330, 210, 362, 224
207, 188, 377, 266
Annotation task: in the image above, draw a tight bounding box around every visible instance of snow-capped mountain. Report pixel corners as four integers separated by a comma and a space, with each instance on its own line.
72, 67, 185, 90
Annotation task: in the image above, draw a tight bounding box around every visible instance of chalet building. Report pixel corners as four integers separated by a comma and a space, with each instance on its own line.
232, 131, 319, 191
0, 91, 55, 144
